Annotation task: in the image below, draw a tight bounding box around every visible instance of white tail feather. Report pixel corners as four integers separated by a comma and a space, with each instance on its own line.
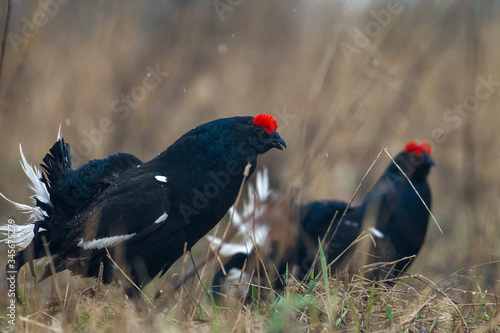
1, 145, 51, 221
253, 224, 270, 247
207, 223, 270, 256
207, 235, 251, 256
0, 140, 62, 250
78, 234, 136, 250
0, 191, 47, 221
209, 167, 272, 256
256, 167, 270, 200
223, 268, 252, 300
228, 207, 242, 227
19, 144, 50, 205
0, 192, 37, 216
0, 223, 35, 249
0, 143, 53, 246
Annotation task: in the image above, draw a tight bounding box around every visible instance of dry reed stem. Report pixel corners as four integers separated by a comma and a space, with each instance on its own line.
304, 148, 385, 281
383, 148, 443, 234
41, 235, 63, 304
103, 247, 153, 307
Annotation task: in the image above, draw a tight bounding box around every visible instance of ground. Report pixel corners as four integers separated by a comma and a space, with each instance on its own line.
0, 1, 499, 332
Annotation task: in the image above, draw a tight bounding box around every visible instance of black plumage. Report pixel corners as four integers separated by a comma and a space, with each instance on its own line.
212, 141, 434, 299
6, 115, 286, 296
360, 141, 434, 281
17, 139, 143, 284
296, 200, 358, 278
211, 197, 360, 301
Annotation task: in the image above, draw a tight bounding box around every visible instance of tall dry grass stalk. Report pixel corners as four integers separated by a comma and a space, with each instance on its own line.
1, 1, 499, 331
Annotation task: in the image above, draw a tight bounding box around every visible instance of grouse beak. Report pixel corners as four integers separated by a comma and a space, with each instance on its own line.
270, 133, 287, 150
425, 154, 435, 166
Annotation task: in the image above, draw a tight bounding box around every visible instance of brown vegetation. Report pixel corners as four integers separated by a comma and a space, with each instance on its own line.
0, 1, 499, 331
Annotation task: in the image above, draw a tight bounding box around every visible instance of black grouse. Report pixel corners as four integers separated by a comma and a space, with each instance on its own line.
361, 141, 433, 282
1, 114, 286, 296
208, 169, 360, 301
210, 141, 433, 300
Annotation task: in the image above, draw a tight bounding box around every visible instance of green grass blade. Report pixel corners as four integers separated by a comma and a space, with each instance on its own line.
429, 317, 437, 332
360, 283, 380, 324
205, 283, 218, 317
385, 306, 395, 325
304, 278, 318, 296
348, 298, 360, 331
318, 237, 330, 305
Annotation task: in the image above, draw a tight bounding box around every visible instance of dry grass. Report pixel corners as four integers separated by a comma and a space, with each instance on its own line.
1, 0, 500, 331
5, 253, 500, 332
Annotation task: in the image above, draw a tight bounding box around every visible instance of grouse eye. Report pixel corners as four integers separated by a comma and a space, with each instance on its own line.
254, 126, 265, 135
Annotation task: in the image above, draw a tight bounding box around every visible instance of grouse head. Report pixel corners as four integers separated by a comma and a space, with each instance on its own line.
181, 114, 286, 173
392, 141, 434, 182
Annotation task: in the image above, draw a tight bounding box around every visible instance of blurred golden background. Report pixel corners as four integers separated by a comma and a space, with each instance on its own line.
0, 0, 499, 296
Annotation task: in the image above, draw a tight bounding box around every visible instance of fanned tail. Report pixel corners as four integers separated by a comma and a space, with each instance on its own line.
0, 223, 35, 249
208, 167, 271, 256
0, 133, 66, 250
0, 192, 43, 221
19, 144, 51, 207
2, 144, 52, 222
41, 138, 73, 190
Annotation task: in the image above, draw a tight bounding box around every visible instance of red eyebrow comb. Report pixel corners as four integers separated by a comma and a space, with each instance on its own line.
404, 141, 431, 157
253, 114, 278, 134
